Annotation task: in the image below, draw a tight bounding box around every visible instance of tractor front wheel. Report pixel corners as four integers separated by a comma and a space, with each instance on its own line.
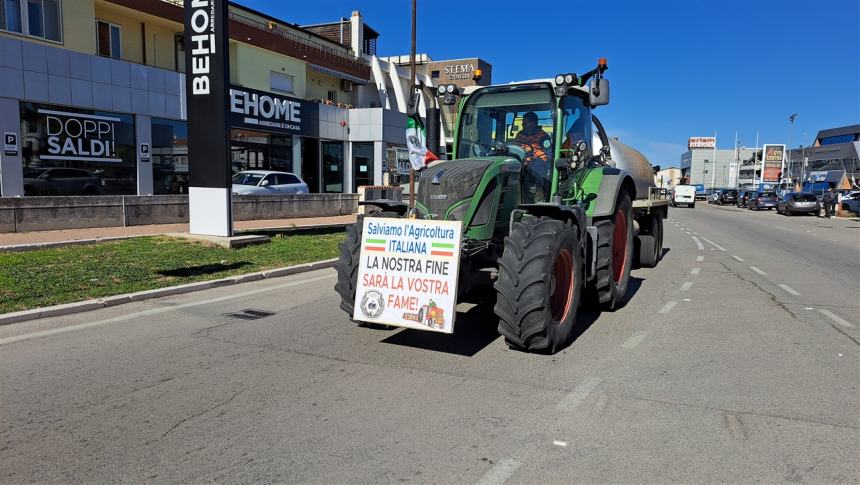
495, 217, 583, 353
590, 193, 634, 311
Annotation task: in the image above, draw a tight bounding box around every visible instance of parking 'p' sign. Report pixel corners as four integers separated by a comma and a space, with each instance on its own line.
3, 132, 17, 156
139, 142, 151, 162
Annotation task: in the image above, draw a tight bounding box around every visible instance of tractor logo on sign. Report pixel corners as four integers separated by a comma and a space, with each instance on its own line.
359, 290, 385, 319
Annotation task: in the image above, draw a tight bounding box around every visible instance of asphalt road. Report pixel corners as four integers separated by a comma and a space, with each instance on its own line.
1, 204, 858, 483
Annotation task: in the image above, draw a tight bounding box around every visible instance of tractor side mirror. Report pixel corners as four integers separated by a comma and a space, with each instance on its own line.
589, 78, 610, 106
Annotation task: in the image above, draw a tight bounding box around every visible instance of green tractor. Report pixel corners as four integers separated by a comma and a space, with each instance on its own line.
335, 60, 667, 353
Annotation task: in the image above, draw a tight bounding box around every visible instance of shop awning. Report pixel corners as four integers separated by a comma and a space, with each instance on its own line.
308, 64, 368, 85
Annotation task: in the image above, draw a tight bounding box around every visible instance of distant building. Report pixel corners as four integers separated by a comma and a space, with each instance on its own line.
786, 124, 859, 187
680, 137, 755, 189
655, 167, 682, 188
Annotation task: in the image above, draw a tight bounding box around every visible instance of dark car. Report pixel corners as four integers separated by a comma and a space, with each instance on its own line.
23, 168, 102, 196
717, 189, 738, 205
747, 191, 778, 211
777, 192, 820, 216
842, 198, 860, 216
737, 190, 754, 207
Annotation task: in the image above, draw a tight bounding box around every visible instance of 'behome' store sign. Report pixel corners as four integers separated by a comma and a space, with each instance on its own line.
228, 85, 319, 137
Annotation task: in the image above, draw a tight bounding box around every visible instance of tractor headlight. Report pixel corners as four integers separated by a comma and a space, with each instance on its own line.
554, 85, 567, 97
564, 73, 574, 84
554, 74, 565, 85
437, 84, 446, 96
446, 84, 456, 94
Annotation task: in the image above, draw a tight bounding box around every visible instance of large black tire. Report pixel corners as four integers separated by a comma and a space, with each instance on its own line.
590, 194, 634, 311
495, 217, 583, 353
636, 214, 663, 268
334, 212, 398, 322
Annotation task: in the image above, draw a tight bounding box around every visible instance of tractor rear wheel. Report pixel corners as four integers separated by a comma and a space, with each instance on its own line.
495, 217, 582, 353
334, 211, 398, 324
590, 193, 634, 311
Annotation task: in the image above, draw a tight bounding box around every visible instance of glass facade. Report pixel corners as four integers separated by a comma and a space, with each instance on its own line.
321, 141, 343, 192
151, 117, 188, 195
352, 142, 373, 191
230, 129, 293, 174
19, 102, 136, 196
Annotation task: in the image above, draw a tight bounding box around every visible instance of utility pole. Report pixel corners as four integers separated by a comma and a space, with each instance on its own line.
711, 131, 717, 190
408, 0, 417, 210
787, 113, 798, 190
753, 131, 760, 187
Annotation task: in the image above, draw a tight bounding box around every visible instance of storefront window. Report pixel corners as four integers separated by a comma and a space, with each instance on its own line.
322, 141, 343, 192
19, 102, 136, 196
352, 142, 374, 191
151, 117, 188, 195
230, 129, 293, 174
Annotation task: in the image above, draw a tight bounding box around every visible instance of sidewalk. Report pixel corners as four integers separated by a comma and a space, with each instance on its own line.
0, 214, 357, 249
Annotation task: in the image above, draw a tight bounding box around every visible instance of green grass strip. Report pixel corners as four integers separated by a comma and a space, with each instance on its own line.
431, 242, 455, 249
0, 233, 345, 314
365, 238, 386, 244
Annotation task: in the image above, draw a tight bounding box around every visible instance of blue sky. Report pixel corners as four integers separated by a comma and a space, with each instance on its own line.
236, 0, 859, 167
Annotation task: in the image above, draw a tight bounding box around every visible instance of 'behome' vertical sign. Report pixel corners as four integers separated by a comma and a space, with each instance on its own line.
184, 0, 232, 236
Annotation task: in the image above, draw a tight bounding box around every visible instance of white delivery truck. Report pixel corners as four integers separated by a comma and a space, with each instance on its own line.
672, 185, 696, 208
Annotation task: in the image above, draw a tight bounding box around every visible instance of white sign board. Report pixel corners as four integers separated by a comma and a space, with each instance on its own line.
139, 142, 150, 162
688, 137, 716, 149
353, 218, 462, 333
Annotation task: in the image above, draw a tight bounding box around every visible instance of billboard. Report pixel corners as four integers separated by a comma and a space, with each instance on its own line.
688, 137, 716, 149
762, 144, 785, 183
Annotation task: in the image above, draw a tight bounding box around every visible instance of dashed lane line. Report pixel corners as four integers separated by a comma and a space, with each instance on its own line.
622, 331, 649, 349
691, 236, 705, 250
680, 282, 693, 291
731, 255, 745, 262
697, 256, 704, 262
819, 309, 855, 328
690, 267, 701, 275
658, 301, 678, 314
475, 459, 521, 485
749, 266, 767, 275
701, 236, 726, 251
556, 377, 603, 412
778, 284, 801, 296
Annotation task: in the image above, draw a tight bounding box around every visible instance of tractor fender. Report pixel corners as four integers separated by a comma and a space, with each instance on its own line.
516, 203, 586, 248
591, 168, 637, 218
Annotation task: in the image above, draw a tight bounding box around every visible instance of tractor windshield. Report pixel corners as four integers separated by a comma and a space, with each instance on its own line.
457, 85, 555, 202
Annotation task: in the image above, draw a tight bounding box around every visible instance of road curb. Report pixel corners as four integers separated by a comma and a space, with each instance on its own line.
0, 258, 338, 326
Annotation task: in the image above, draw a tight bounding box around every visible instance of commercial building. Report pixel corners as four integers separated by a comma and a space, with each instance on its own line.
654, 166, 682, 188
786, 124, 860, 186
680, 137, 755, 189
0, 1, 489, 199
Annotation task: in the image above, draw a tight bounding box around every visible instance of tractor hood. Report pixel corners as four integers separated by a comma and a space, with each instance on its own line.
416, 156, 522, 222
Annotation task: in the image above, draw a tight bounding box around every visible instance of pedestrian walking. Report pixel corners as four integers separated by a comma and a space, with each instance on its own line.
821, 186, 836, 218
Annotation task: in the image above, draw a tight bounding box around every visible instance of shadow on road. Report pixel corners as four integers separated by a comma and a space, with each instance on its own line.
381, 300, 500, 357
159, 261, 251, 277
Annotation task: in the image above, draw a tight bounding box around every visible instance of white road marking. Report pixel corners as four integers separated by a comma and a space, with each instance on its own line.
819, 309, 855, 328
749, 266, 766, 275
680, 282, 693, 291
691, 267, 701, 275
658, 301, 678, 314
805, 307, 814, 310
683, 298, 691, 302
556, 377, 602, 412
778, 284, 800, 296
0, 274, 337, 346
691, 236, 705, 250
476, 458, 521, 485
553, 440, 569, 447
731, 255, 745, 262
696, 256, 704, 262
622, 331, 649, 349
701, 237, 726, 251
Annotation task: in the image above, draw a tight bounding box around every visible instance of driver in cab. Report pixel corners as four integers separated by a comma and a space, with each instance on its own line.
514, 111, 552, 201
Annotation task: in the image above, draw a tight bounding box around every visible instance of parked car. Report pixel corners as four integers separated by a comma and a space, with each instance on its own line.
747, 191, 778, 211
23, 168, 101, 196
777, 192, 820, 216
841, 190, 860, 201
717, 189, 738, 205
842, 198, 860, 215
737, 190, 754, 207
231, 170, 309, 195
707, 190, 721, 204
671, 185, 696, 208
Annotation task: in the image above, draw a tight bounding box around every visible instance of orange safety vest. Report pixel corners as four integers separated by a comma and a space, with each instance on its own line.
515, 130, 552, 162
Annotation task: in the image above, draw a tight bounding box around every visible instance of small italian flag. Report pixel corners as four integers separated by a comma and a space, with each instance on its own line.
406, 114, 438, 171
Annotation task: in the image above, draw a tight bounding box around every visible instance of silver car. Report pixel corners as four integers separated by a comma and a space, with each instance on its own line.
231, 170, 309, 195
23, 168, 102, 196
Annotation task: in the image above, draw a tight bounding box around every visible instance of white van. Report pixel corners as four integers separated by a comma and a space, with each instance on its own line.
672, 185, 696, 208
